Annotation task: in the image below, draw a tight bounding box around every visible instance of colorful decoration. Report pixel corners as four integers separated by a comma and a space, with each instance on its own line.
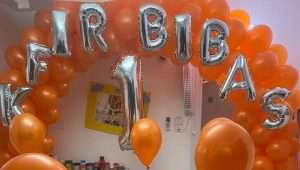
0, 0, 298, 169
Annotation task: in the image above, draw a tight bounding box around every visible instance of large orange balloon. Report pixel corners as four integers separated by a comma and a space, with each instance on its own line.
9, 113, 46, 153
1, 153, 66, 170
195, 118, 255, 170
131, 118, 162, 168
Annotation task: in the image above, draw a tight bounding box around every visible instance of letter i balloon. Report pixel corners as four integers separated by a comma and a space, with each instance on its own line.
0, 0, 298, 170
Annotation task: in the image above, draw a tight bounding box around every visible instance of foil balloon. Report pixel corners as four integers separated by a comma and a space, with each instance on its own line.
112, 56, 144, 151
1, 153, 66, 170
262, 87, 291, 129
175, 14, 192, 63
0, 83, 31, 127
52, 10, 71, 57
220, 55, 256, 100
139, 4, 167, 51
26, 43, 51, 86
80, 3, 108, 53
200, 19, 229, 65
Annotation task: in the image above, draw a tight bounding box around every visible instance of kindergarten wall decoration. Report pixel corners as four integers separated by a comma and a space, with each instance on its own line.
0, 0, 299, 170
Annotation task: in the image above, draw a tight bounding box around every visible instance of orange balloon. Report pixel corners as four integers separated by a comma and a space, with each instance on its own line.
43, 136, 54, 154
195, 118, 255, 170
20, 99, 36, 115
251, 124, 274, 146
276, 120, 299, 139
6, 141, 18, 156
0, 69, 26, 87
36, 107, 60, 125
20, 27, 48, 52
0, 150, 12, 167
131, 118, 162, 168
34, 8, 52, 33
230, 9, 250, 29
228, 19, 247, 49
265, 139, 291, 161
1, 153, 66, 170
240, 25, 273, 59
289, 138, 299, 156
31, 85, 58, 110
250, 51, 279, 83
52, 82, 70, 97
4, 45, 25, 70
48, 58, 75, 83
232, 110, 259, 132
9, 113, 46, 153
252, 156, 274, 170
287, 89, 300, 111
269, 44, 288, 65
201, 0, 230, 21
276, 156, 298, 170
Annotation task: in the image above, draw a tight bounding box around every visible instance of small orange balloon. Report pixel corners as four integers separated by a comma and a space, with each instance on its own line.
36, 107, 60, 125
0, 69, 26, 87
252, 156, 274, 170
31, 85, 58, 110
289, 138, 299, 156
269, 44, 288, 65
230, 9, 250, 29
1, 153, 66, 170
240, 25, 273, 58
4, 45, 25, 71
276, 120, 299, 139
9, 113, 46, 153
195, 118, 255, 170
20, 99, 36, 115
48, 58, 75, 83
276, 156, 297, 170
43, 136, 54, 154
131, 118, 162, 168
232, 110, 258, 132
34, 8, 52, 33
265, 139, 291, 161
228, 19, 247, 49
201, 0, 230, 21
251, 124, 274, 146
20, 27, 48, 52
52, 82, 70, 97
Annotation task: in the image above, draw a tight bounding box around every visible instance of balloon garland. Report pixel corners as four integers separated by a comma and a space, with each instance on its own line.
0, 0, 298, 170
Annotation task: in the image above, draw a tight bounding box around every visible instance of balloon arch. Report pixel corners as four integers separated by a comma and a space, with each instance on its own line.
0, 0, 299, 170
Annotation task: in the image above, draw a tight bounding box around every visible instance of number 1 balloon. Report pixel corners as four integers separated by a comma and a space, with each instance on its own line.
112, 56, 145, 151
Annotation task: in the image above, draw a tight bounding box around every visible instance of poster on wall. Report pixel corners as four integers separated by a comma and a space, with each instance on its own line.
85, 82, 151, 135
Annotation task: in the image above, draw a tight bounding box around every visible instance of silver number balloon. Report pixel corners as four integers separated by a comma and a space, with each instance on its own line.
52, 10, 71, 57
175, 14, 192, 63
220, 55, 256, 100
139, 4, 167, 51
26, 43, 51, 86
112, 56, 145, 151
80, 3, 108, 53
0, 83, 31, 127
262, 88, 291, 129
201, 19, 229, 65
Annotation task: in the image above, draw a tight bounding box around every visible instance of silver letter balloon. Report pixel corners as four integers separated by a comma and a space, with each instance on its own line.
80, 3, 108, 53
0, 84, 31, 127
201, 19, 229, 65
220, 55, 256, 101
175, 14, 192, 63
139, 4, 167, 51
52, 10, 71, 57
262, 87, 291, 129
26, 43, 51, 86
112, 56, 145, 151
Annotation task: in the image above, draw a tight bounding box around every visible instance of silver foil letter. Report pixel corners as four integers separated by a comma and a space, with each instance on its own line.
80, 3, 108, 53
201, 19, 229, 65
175, 14, 192, 63
26, 43, 51, 86
262, 88, 291, 129
220, 55, 256, 100
139, 4, 167, 51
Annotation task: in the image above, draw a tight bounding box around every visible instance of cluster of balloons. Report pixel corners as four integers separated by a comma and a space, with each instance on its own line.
0, 0, 298, 169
